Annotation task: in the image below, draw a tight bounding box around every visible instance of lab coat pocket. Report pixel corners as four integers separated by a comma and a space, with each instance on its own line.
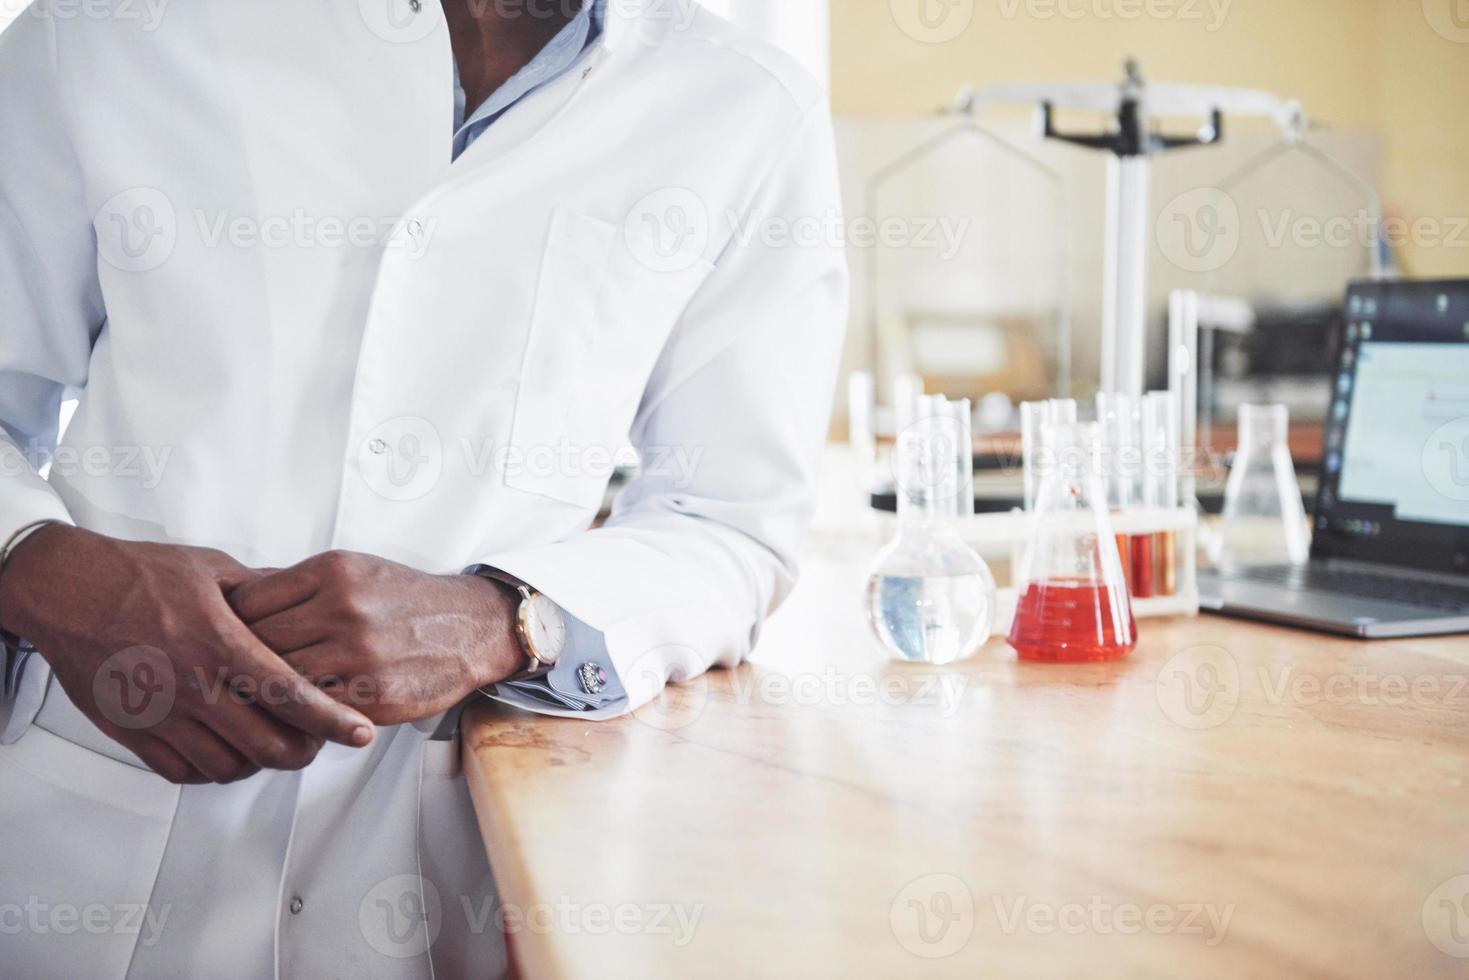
0, 726, 178, 976
506, 208, 712, 509
506, 208, 620, 509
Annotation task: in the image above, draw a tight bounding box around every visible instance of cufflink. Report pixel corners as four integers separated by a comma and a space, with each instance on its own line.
578, 661, 608, 696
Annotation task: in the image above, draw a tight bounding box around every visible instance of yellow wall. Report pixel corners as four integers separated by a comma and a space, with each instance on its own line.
832, 0, 1469, 276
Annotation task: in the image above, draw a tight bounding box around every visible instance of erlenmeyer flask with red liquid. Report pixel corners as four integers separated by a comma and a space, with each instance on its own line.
1008, 421, 1138, 662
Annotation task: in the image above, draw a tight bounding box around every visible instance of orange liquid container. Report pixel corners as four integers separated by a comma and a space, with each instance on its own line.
1008, 578, 1138, 662
1130, 534, 1155, 598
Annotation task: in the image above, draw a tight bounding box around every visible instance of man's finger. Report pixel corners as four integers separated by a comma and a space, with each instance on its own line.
217, 616, 374, 747
275, 644, 366, 708
248, 600, 332, 655
203, 697, 324, 772
130, 735, 210, 785
194, 547, 265, 593
229, 566, 317, 624
165, 719, 260, 784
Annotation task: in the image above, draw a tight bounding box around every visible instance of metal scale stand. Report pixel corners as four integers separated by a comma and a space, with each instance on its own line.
960, 58, 1313, 399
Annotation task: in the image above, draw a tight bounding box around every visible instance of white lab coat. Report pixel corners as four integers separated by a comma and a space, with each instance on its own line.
0, 0, 847, 975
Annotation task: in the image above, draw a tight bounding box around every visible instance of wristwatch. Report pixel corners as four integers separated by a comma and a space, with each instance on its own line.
474, 570, 567, 682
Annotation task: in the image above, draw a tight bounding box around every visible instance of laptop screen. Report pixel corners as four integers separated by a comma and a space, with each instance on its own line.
1313, 280, 1469, 576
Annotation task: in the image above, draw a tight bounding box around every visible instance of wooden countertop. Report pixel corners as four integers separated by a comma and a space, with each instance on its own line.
462, 549, 1469, 978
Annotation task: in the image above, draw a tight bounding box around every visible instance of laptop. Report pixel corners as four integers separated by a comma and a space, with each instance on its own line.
1198, 278, 1469, 638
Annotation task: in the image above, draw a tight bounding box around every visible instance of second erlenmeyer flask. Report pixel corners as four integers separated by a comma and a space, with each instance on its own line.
1008, 422, 1137, 662
1216, 404, 1310, 569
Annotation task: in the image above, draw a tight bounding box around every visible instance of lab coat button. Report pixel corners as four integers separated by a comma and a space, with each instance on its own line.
289, 896, 304, 915
408, 0, 421, 11
369, 438, 388, 455
406, 218, 424, 238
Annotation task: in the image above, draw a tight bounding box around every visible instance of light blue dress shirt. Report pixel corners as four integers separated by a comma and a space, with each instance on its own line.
454, 0, 625, 714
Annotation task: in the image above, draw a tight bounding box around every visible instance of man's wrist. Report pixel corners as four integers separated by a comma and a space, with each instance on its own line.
456, 572, 524, 691
0, 522, 75, 641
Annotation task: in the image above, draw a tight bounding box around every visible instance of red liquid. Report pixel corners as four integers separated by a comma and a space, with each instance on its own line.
1130, 535, 1155, 598
1007, 579, 1138, 663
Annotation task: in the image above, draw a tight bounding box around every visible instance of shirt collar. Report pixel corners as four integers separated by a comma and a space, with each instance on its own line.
452, 0, 606, 143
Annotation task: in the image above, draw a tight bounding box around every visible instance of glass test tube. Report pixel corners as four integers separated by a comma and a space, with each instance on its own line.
917, 394, 973, 519
1021, 402, 1042, 512
893, 374, 924, 439
849, 372, 876, 494
1097, 392, 1138, 592
1021, 399, 1075, 513
1142, 391, 1181, 598
952, 398, 974, 518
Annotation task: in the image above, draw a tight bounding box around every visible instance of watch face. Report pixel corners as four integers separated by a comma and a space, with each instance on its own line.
520, 593, 568, 665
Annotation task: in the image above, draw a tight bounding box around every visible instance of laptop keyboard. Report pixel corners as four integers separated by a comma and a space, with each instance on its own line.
1235, 565, 1469, 613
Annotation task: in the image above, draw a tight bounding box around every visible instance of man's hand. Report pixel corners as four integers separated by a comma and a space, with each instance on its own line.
228, 551, 522, 726
0, 525, 375, 784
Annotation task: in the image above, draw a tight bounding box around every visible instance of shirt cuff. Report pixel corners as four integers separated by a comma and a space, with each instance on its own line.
464, 565, 628, 718
4, 646, 26, 699
1, 646, 49, 744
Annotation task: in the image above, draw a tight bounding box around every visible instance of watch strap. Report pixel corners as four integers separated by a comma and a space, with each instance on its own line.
467, 565, 531, 597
